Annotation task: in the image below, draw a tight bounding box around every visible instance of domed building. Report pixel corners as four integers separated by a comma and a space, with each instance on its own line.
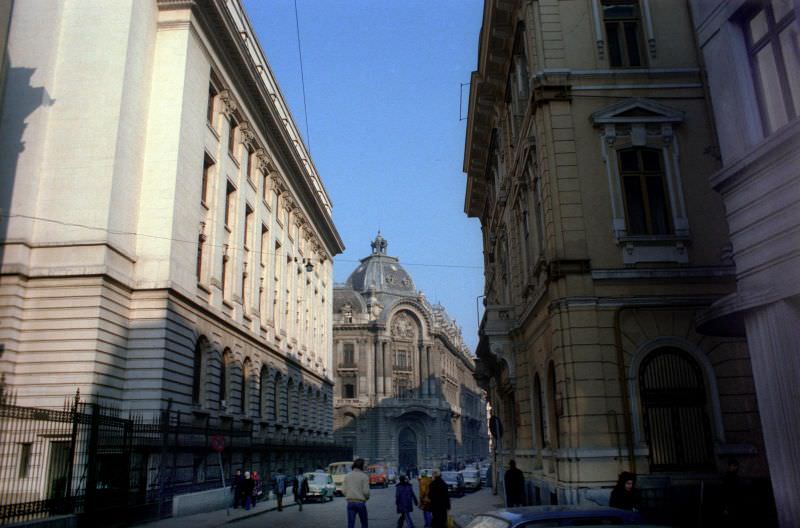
332, 234, 488, 470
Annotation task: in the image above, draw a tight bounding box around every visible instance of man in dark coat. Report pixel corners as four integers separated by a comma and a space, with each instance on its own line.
231, 469, 242, 508
273, 469, 287, 511
609, 471, 639, 512
395, 475, 419, 528
294, 468, 309, 512
428, 469, 451, 528
504, 460, 525, 507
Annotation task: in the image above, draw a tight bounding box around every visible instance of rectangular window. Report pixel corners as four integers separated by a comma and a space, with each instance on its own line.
619, 147, 672, 235
247, 145, 255, 182
207, 83, 218, 125
202, 155, 214, 206
260, 225, 269, 267
18, 443, 32, 479
228, 116, 238, 158
224, 182, 236, 229
343, 383, 356, 399
343, 343, 355, 365
603, 0, 644, 68
221, 255, 229, 298
244, 205, 254, 249
196, 233, 204, 281
745, 0, 798, 135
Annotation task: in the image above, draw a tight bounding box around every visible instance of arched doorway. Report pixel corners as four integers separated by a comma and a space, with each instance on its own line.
398, 428, 417, 473
639, 347, 714, 471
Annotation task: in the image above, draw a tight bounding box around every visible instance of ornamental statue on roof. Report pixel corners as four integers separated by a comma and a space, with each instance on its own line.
371, 231, 388, 255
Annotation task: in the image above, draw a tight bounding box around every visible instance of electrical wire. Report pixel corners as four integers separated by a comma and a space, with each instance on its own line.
293, 0, 311, 152
0, 213, 483, 271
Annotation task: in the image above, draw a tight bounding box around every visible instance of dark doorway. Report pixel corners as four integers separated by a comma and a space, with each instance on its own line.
398, 428, 417, 473
639, 347, 714, 471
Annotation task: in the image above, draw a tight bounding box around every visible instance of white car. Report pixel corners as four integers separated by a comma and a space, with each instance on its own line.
304, 471, 335, 502
460, 469, 481, 491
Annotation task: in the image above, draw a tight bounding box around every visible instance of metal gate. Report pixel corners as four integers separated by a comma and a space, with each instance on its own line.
639, 347, 714, 471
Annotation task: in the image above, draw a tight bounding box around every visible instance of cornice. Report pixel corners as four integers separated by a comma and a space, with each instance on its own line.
180, 0, 344, 257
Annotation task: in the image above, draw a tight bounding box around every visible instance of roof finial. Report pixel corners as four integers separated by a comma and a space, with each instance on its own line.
370, 231, 388, 255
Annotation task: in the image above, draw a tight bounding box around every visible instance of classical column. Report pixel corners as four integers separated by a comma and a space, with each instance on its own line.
383, 342, 391, 397
745, 300, 800, 528
375, 336, 383, 396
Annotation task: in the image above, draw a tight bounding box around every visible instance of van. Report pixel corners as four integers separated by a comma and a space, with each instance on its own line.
328, 461, 352, 496
367, 464, 389, 488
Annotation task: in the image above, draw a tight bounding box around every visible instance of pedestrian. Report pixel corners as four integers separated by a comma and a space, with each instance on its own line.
344, 458, 370, 528
231, 469, 242, 508
294, 468, 309, 512
241, 471, 255, 510
418, 471, 433, 528
252, 470, 261, 506
504, 460, 525, 507
273, 469, 287, 512
428, 469, 450, 528
609, 471, 639, 512
395, 475, 418, 528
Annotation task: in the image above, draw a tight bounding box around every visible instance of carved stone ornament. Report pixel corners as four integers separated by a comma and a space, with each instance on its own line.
239, 121, 256, 146
391, 313, 416, 339
270, 174, 286, 194
255, 149, 274, 173
283, 196, 296, 212
218, 89, 238, 116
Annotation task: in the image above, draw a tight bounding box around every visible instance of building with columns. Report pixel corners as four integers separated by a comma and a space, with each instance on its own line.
690, 1, 800, 525
0, 0, 344, 482
463, 0, 770, 521
332, 234, 488, 470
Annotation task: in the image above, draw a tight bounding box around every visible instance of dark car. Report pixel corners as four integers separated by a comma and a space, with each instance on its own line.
441, 471, 465, 497
463, 505, 644, 527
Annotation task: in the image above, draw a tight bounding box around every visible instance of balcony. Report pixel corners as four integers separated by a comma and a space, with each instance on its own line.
337, 362, 358, 371
393, 364, 412, 373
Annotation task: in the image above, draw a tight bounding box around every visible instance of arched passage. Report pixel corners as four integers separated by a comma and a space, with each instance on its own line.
398, 427, 417, 472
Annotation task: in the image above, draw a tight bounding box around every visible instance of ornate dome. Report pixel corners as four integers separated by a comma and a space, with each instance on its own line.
344, 233, 416, 296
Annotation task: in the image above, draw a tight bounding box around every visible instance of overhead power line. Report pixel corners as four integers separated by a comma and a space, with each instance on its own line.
1, 213, 483, 271
293, 0, 311, 151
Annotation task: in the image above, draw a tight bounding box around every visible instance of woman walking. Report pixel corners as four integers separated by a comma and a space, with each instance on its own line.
395, 475, 418, 528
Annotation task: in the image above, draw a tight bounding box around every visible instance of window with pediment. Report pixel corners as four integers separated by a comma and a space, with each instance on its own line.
593, 98, 689, 264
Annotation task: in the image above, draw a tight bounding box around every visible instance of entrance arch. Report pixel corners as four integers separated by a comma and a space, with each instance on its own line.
398, 427, 417, 473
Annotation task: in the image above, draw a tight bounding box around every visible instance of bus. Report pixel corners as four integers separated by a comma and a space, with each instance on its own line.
327, 461, 352, 496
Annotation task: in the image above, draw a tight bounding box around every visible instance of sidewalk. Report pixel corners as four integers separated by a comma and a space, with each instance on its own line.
137, 490, 299, 528
451, 487, 505, 528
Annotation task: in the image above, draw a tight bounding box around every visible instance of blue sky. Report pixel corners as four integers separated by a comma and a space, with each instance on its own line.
243, 0, 485, 350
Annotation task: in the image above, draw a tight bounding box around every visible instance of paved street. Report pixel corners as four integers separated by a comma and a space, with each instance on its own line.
231, 485, 502, 528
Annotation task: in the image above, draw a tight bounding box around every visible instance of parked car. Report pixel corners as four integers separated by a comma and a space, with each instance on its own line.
441, 471, 465, 497
463, 506, 645, 527
304, 471, 335, 502
460, 469, 481, 491
367, 464, 389, 487
327, 461, 351, 496
479, 466, 489, 486
387, 467, 398, 484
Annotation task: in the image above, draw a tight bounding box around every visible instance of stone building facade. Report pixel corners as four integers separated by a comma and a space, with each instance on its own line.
0, 0, 343, 456
463, 0, 769, 516
332, 235, 488, 470
690, 1, 800, 525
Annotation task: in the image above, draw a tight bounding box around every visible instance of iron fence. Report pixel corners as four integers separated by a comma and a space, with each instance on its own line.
0, 388, 352, 526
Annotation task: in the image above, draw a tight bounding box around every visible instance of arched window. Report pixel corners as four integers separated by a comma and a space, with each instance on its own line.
241, 358, 252, 415
547, 362, 559, 448
273, 373, 282, 422
639, 347, 714, 471
192, 337, 208, 406
285, 378, 293, 424
259, 366, 268, 419
220, 348, 233, 411
533, 374, 546, 449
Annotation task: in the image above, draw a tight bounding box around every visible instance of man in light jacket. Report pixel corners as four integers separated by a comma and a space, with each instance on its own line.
343, 458, 370, 528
